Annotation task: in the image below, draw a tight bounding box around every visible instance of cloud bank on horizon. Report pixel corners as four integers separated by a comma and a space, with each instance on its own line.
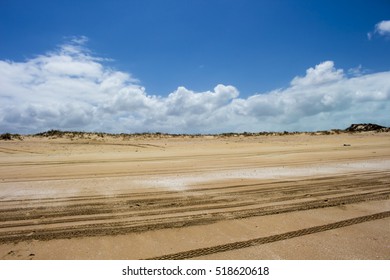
1, 36, 390, 134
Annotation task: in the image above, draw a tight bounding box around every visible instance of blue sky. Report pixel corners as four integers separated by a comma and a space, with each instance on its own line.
1, 0, 390, 133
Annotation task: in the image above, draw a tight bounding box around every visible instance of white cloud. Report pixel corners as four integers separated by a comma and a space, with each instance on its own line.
290, 61, 344, 87
375, 20, 390, 36
368, 20, 390, 39
1, 38, 390, 134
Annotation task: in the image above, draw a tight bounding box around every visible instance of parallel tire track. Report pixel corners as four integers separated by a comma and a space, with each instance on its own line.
147, 211, 390, 260
0, 172, 389, 244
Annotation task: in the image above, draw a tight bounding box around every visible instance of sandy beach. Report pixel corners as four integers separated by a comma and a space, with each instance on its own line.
0, 132, 389, 259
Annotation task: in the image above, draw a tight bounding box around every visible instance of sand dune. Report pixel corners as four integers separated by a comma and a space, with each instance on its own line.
0, 132, 389, 259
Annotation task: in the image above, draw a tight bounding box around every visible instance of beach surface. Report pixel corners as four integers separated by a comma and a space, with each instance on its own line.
0, 132, 389, 259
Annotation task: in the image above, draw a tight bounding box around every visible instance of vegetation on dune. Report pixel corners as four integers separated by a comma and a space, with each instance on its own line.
0, 133, 23, 140
30, 123, 388, 139
1, 123, 388, 141
345, 123, 389, 132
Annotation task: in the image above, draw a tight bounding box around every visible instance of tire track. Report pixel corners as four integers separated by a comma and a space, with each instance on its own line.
0, 171, 389, 244
1, 186, 388, 230
147, 211, 390, 260
0, 176, 388, 224
1, 170, 388, 207
0, 188, 388, 243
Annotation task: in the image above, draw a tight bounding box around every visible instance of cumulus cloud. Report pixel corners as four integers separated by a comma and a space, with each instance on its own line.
290, 61, 344, 87
368, 20, 390, 39
1, 38, 390, 134
375, 20, 390, 36
234, 66, 390, 131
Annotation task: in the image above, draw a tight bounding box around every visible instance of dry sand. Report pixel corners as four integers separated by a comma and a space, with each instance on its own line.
0, 132, 389, 259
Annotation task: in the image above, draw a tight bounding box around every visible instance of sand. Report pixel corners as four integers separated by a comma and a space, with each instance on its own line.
0, 132, 389, 259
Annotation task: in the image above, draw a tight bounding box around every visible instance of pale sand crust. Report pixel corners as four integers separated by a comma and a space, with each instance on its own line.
0, 132, 389, 259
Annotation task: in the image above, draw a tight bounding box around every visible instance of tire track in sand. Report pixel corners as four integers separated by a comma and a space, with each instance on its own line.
0, 171, 389, 244
147, 211, 390, 260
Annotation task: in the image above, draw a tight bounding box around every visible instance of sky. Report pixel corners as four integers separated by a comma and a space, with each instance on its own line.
1, 0, 390, 134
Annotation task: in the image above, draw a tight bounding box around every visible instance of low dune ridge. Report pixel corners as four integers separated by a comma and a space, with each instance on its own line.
1, 123, 389, 141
